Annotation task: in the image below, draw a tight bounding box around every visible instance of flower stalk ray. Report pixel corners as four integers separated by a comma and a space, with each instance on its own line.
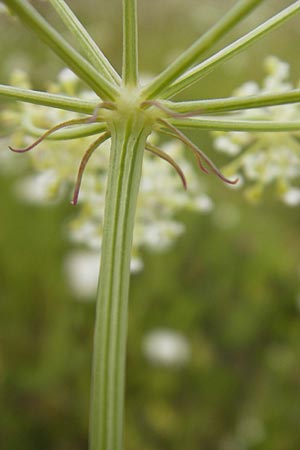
0, 84, 99, 114
8, 117, 103, 153
162, 89, 300, 115
169, 116, 300, 132
23, 120, 108, 141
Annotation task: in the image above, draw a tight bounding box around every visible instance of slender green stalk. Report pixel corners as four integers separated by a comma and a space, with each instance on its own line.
142, 0, 265, 99
49, 0, 121, 85
23, 119, 107, 140
169, 116, 300, 132
3, 0, 119, 100
89, 115, 151, 450
160, 1, 300, 99
122, 0, 138, 86
0, 84, 98, 114
162, 89, 300, 115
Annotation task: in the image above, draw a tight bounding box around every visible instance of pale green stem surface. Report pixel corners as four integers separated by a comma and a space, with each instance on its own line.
0, 84, 98, 115
160, 1, 300, 99
89, 116, 151, 450
122, 0, 139, 86
49, 0, 121, 85
142, 0, 265, 99
169, 116, 300, 132
3, 0, 119, 100
162, 89, 300, 114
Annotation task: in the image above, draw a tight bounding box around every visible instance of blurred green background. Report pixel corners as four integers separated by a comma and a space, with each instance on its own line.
1, 1, 300, 449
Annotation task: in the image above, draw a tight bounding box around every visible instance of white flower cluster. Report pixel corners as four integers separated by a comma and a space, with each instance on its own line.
0, 69, 213, 288
213, 56, 300, 205
0, 2, 8, 15
142, 328, 191, 367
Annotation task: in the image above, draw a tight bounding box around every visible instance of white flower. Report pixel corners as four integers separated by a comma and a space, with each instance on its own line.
213, 57, 300, 204
63, 250, 143, 300
14, 171, 63, 204
282, 187, 300, 206
64, 251, 100, 299
130, 257, 144, 273
0, 2, 9, 14
214, 135, 243, 156
57, 68, 78, 85
243, 146, 300, 183
64, 250, 142, 301
234, 81, 259, 97
263, 55, 291, 91
142, 329, 191, 367
194, 194, 214, 212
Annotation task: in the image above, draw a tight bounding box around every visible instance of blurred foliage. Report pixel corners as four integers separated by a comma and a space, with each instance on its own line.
1, 1, 300, 449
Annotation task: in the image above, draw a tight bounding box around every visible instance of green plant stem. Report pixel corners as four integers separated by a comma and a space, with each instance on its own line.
0, 84, 98, 114
3, 0, 119, 100
49, 0, 121, 85
162, 89, 300, 115
160, 0, 300, 99
122, 0, 139, 86
142, 0, 265, 99
89, 115, 151, 450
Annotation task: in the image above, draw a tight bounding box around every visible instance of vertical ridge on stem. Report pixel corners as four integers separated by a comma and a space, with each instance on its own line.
89, 115, 150, 450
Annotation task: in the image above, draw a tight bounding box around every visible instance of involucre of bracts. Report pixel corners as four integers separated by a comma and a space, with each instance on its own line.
1, 69, 213, 270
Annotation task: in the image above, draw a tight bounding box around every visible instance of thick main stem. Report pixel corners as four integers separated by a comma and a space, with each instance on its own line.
89, 115, 151, 450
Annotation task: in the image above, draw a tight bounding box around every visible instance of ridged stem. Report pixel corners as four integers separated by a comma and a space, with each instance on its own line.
89, 115, 151, 450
